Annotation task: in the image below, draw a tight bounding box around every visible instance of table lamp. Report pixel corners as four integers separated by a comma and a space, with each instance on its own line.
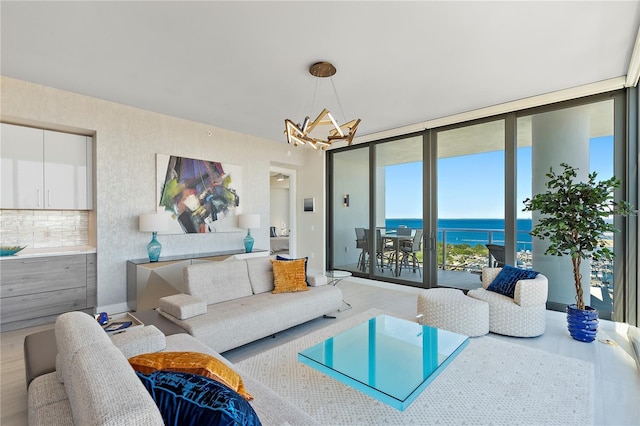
139, 213, 168, 262
238, 214, 260, 253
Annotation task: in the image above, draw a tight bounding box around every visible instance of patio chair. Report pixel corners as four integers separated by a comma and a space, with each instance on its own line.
364, 229, 392, 273
396, 227, 412, 236
355, 227, 367, 271
398, 229, 423, 276
486, 244, 506, 268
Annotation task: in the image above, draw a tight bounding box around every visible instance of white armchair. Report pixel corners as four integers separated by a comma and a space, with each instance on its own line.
467, 267, 548, 337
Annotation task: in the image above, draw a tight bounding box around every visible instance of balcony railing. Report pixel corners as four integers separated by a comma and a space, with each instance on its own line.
436, 227, 533, 271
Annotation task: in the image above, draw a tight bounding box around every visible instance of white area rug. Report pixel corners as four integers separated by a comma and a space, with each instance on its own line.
237, 309, 594, 425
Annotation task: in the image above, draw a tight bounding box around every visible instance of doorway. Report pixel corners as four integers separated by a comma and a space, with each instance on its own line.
269, 167, 296, 258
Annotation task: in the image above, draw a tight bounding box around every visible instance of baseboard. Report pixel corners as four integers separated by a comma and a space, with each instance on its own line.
96, 302, 130, 315
348, 276, 425, 295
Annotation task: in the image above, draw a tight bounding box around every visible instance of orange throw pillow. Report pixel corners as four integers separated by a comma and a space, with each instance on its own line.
270, 258, 309, 294
128, 351, 253, 401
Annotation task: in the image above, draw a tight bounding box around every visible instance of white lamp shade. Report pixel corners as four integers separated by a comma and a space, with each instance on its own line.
238, 214, 260, 229
139, 213, 169, 232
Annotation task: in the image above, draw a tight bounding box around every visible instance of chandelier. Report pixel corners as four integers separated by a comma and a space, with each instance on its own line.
285, 61, 360, 150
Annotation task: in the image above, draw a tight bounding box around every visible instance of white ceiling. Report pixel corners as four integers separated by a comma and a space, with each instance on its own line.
2, 1, 639, 144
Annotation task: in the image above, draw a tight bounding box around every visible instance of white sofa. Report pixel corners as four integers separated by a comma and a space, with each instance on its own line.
27, 311, 318, 425
467, 267, 548, 337
157, 256, 343, 353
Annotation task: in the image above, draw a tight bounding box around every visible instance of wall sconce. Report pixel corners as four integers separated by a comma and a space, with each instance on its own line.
343, 194, 350, 207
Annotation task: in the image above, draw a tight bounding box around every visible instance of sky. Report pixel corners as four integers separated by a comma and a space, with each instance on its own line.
385, 135, 614, 219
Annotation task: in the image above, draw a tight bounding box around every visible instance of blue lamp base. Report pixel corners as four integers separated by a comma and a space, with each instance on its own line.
243, 230, 255, 253
147, 231, 162, 262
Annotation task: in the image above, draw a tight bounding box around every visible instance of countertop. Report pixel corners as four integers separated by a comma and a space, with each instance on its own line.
0, 245, 96, 260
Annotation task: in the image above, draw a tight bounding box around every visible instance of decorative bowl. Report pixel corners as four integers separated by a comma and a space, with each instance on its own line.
0, 245, 26, 256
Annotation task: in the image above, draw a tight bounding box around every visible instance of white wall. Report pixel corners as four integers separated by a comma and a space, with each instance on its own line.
296, 148, 326, 270
1, 76, 326, 311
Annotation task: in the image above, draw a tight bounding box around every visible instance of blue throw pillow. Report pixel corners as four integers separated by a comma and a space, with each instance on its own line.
487, 265, 539, 298
276, 255, 309, 285
136, 370, 262, 426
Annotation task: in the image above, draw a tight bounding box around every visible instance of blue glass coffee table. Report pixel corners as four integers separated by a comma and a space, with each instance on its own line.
298, 314, 469, 411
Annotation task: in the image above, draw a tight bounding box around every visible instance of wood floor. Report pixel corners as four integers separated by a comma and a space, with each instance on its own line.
2, 278, 639, 425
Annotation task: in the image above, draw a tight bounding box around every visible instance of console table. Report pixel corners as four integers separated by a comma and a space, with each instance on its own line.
126, 249, 268, 311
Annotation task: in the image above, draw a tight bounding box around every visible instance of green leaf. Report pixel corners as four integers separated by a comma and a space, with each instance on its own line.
523, 163, 635, 308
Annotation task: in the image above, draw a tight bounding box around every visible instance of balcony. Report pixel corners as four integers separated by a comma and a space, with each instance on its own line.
341, 226, 614, 319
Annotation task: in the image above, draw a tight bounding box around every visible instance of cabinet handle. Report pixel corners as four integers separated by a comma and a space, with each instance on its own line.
37, 189, 41, 207
21, 260, 49, 264
47, 190, 51, 207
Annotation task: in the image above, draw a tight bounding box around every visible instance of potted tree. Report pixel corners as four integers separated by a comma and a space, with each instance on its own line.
523, 163, 634, 342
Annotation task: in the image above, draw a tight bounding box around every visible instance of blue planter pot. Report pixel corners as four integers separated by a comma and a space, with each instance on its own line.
566, 304, 598, 342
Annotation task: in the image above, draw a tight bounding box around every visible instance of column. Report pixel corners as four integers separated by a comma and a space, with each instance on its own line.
531, 106, 591, 307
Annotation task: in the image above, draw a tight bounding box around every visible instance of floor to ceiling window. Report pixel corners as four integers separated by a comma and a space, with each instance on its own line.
330, 147, 370, 274
435, 119, 505, 291
328, 90, 632, 322
373, 136, 423, 283
516, 99, 616, 319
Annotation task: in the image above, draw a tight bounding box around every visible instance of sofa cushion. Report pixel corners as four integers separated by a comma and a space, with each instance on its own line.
55, 311, 112, 384
162, 333, 320, 426
136, 370, 262, 426
128, 351, 253, 400
307, 274, 328, 286
159, 293, 207, 319
487, 265, 539, 298
111, 325, 167, 358
245, 257, 274, 294
66, 341, 164, 426
276, 255, 310, 285
27, 372, 71, 425
184, 259, 253, 305
160, 286, 342, 353
271, 258, 309, 294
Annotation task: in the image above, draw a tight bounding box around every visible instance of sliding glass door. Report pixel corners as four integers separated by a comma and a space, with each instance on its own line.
434, 119, 505, 291
516, 99, 616, 318
328, 91, 629, 321
330, 147, 370, 274
373, 136, 423, 283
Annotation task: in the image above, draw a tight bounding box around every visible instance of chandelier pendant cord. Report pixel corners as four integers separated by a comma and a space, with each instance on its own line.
330, 77, 348, 124
295, 77, 316, 125
284, 61, 360, 149
310, 78, 320, 121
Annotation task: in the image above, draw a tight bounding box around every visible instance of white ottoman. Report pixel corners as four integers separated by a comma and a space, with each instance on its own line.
417, 288, 489, 337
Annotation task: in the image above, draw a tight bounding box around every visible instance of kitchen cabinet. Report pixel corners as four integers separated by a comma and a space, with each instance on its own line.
1, 123, 93, 209
0, 124, 43, 209
0, 253, 97, 331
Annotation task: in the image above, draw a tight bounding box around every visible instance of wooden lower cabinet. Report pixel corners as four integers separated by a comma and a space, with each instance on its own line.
0, 253, 97, 331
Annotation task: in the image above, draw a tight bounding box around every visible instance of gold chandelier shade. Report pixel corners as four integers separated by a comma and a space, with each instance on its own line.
284, 62, 360, 150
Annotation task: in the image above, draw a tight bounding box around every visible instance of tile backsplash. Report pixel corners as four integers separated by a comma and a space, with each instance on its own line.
0, 210, 89, 248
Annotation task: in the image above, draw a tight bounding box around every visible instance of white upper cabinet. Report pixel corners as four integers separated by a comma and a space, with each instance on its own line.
1, 123, 93, 210
43, 130, 92, 209
1, 123, 44, 208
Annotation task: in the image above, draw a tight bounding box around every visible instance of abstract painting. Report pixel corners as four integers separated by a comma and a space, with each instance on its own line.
156, 154, 242, 233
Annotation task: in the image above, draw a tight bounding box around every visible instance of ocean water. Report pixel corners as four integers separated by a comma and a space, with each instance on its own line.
385, 218, 533, 250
